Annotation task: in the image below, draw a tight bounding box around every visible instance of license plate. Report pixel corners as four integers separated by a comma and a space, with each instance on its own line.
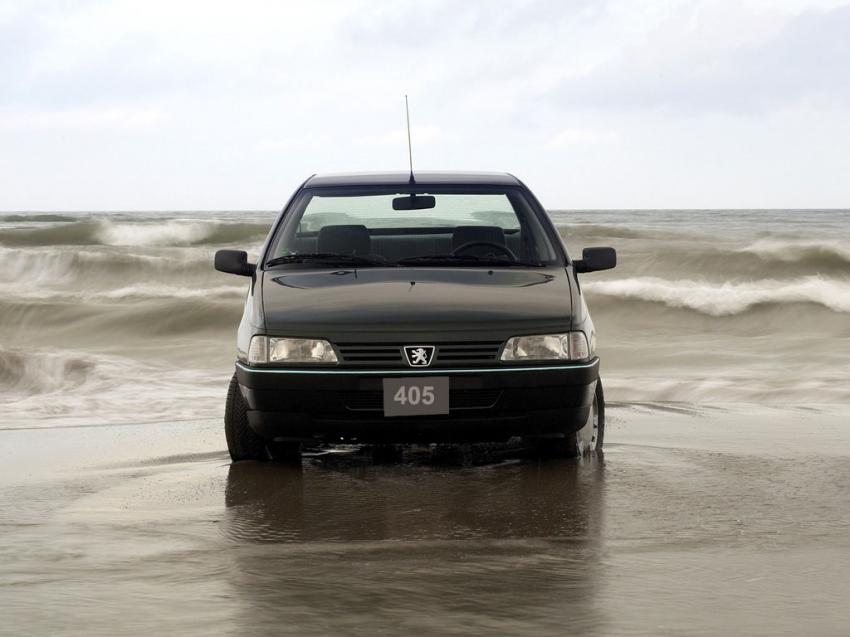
382, 377, 449, 417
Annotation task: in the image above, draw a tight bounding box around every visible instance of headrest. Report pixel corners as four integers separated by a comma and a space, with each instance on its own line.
452, 225, 506, 250
317, 224, 371, 256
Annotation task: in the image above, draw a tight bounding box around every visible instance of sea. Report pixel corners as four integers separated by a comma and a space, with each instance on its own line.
1, 209, 848, 428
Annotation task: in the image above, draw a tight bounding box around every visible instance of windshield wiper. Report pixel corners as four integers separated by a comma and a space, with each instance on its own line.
266, 253, 387, 267
396, 254, 543, 267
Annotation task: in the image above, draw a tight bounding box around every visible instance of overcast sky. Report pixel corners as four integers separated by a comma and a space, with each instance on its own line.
2, 0, 849, 210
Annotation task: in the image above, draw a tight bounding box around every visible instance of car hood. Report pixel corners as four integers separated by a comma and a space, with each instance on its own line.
261, 267, 573, 340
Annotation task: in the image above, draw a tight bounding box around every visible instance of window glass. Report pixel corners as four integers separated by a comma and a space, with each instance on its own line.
267, 188, 559, 266
297, 194, 519, 231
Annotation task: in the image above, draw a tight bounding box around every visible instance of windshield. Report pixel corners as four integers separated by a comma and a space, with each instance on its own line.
266, 187, 560, 267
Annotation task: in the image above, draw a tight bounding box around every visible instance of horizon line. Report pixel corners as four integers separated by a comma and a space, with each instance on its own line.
3, 207, 850, 214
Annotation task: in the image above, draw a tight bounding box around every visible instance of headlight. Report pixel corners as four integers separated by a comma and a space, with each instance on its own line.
500, 332, 590, 362
248, 336, 338, 365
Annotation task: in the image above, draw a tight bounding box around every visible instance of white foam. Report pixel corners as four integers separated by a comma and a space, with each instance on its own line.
584, 275, 850, 315
740, 239, 850, 263
95, 220, 217, 246
0, 284, 245, 301
604, 372, 850, 402
0, 348, 223, 428
0, 246, 241, 298
99, 284, 245, 299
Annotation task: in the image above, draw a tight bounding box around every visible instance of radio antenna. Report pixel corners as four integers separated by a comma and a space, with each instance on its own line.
405, 95, 415, 184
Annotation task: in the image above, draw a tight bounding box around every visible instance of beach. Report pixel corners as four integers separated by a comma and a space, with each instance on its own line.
2, 404, 850, 636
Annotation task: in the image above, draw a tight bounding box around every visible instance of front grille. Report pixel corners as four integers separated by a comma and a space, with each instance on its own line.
336, 344, 403, 364
336, 341, 503, 367
435, 342, 502, 363
342, 389, 502, 412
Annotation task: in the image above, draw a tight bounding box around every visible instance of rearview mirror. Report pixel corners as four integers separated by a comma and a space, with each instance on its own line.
574, 247, 616, 273
214, 250, 255, 277
392, 195, 436, 210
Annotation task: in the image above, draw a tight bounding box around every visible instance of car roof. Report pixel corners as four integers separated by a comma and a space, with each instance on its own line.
303, 171, 522, 188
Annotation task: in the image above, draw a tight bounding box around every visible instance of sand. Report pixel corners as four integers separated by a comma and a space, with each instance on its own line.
2, 403, 849, 636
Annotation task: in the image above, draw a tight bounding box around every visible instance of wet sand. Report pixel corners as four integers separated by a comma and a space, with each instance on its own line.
2, 404, 850, 636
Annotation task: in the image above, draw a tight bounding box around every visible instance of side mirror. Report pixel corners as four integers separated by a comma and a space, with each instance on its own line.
574, 247, 616, 273
214, 250, 255, 277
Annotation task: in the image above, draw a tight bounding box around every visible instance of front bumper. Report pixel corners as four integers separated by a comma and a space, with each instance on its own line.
235, 359, 599, 443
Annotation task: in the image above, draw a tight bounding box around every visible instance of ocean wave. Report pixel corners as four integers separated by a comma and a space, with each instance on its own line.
98, 284, 245, 300
0, 246, 200, 284
0, 246, 264, 288
0, 283, 246, 301
556, 223, 654, 240
0, 290, 244, 342
0, 218, 271, 247
0, 348, 96, 397
584, 275, 850, 316
0, 348, 225, 428
740, 239, 850, 266
604, 371, 850, 403
0, 213, 78, 223
606, 242, 850, 280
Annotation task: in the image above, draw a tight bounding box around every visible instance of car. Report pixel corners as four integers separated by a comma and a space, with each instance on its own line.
215, 171, 616, 461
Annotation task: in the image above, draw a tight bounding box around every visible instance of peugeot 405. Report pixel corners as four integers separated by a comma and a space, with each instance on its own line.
215, 172, 616, 461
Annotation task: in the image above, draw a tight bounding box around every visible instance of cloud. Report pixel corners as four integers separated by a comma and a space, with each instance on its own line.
1, 0, 849, 208
0, 107, 164, 131
548, 3, 850, 115
354, 125, 441, 147
550, 128, 619, 146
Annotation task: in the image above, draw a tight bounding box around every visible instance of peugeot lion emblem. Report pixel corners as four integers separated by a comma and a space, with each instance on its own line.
403, 345, 435, 367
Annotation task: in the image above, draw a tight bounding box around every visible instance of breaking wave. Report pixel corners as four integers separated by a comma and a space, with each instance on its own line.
584, 275, 850, 316
555, 223, 660, 240
4, 284, 246, 301
0, 348, 224, 429
0, 348, 96, 397
604, 372, 850, 403
740, 239, 850, 267
0, 246, 211, 284
1, 208, 847, 419
0, 218, 271, 247
0, 213, 78, 223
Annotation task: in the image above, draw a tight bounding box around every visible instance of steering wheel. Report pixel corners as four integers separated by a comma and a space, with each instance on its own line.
452, 241, 517, 260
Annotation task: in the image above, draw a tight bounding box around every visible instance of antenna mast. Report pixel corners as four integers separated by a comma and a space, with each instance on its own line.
405, 95, 415, 184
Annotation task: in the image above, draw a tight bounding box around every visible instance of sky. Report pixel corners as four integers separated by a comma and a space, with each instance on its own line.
1, 0, 849, 210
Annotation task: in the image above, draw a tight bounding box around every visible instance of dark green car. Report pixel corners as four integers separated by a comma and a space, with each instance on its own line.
215, 171, 616, 461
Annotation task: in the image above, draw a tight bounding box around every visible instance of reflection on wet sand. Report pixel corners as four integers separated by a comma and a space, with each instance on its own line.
222, 453, 608, 634
225, 452, 606, 542
4, 406, 850, 636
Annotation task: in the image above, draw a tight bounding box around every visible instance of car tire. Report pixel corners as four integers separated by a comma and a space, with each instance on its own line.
225, 373, 267, 461
581, 377, 605, 454
531, 378, 605, 459
224, 373, 303, 463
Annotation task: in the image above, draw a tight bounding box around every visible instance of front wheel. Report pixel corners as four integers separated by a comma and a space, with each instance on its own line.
224, 374, 301, 462
577, 378, 604, 455
530, 378, 605, 458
